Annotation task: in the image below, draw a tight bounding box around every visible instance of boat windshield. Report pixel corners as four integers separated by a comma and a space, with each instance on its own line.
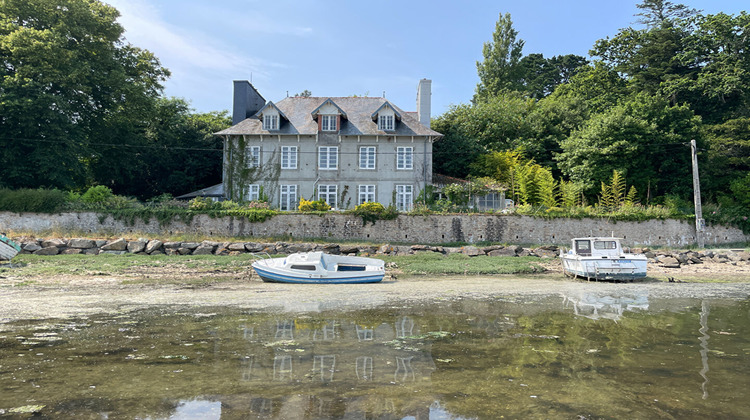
594, 241, 618, 250
575, 240, 591, 256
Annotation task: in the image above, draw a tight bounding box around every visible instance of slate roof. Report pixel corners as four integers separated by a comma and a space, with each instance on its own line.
215, 97, 442, 137
175, 183, 224, 200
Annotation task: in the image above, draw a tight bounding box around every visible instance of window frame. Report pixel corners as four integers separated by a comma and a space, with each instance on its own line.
281, 146, 298, 169
247, 146, 261, 168
397, 146, 413, 170
263, 114, 279, 130
318, 146, 339, 170
317, 184, 338, 208
321, 115, 337, 132
359, 146, 376, 169
396, 184, 413, 211
280, 184, 298, 211
358, 185, 376, 205
378, 114, 394, 131
247, 184, 260, 201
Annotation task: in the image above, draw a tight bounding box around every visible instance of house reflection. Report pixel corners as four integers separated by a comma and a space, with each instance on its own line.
563, 292, 649, 321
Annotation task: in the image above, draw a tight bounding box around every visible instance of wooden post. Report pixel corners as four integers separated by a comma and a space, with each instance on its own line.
691, 139, 705, 248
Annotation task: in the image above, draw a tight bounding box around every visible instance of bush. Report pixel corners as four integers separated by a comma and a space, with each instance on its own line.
80, 185, 114, 204
298, 198, 331, 212
189, 197, 221, 210
0, 188, 68, 213
348, 202, 397, 225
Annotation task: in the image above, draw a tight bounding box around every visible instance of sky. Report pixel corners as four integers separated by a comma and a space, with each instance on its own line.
104, 0, 746, 117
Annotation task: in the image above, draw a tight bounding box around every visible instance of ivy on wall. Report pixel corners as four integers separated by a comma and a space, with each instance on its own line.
224, 136, 281, 203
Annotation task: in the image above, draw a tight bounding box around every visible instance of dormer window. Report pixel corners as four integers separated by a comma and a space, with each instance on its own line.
321, 115, 337, 131
263, 114, 278, 130
378, 115, 394, 131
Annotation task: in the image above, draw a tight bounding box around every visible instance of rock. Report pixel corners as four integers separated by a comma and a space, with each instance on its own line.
517, 249, 532, 257
676, 253, 690, 264
177, 248, 192, 255
533, 248, 559, 258
83, 248, 99, 255
377, 244, 394, 254
287, 243, 315, 253
60, 248, 82, 255
339, 245, 360, 255
145, 240, 163, 254
127, 240, 147, 254
192, 245, 215, 255
443, 247, 462, 254
228, 243, 247, 252
488, 247, 518, 257
394, 246, 412, 256
41, 238, 66, 248
68, 238, 96, 249
644, 251, 657, 259
95, 240, 108, 248
660, 256, 681, 268
244, 242, 264, 252
100, 250, 126, 255
163, 242, 181, 249
164, 248, 179, 256
462, 246, 483, 257
322, 243, 340, 254
34, 246, 59, 256
101, 238, 127, 251
22, 242, 42, 252
180, 242, 200, 250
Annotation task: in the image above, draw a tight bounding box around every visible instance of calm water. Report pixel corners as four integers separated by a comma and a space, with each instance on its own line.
1, 292, 749, 419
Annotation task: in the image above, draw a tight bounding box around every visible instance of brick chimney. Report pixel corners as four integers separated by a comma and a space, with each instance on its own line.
416, 78, 432, 128
232, 80, 266, 125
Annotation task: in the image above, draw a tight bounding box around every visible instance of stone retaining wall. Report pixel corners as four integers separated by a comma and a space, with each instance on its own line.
1, 211, 748, 247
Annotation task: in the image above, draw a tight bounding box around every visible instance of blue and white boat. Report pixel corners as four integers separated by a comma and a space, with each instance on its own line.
561, 237, 647, 281
0, 234, 21, 261
251, 251, 385, 284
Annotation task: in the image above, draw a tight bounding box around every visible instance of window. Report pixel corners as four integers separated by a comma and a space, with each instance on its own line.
247, 184, 260, 201
594, 241, 618, 250
397, 147, 413, 170
263, 114, 278, 130
280, 185, 298, 211
476, 193, 501, 211
281, 146, 297, 169
246, 146, 261, 168
318, 185, 337, 208
396, 185, 413, 211
359, 146, 376, 169
318, 146, 338, 170
378, 115, 394, 131
321, 115, 337, 131
358, 185, 375, 204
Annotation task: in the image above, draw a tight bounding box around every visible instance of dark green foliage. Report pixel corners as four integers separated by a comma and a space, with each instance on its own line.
474, 13, 525, 103
348, 202, 398, 226
0, 188, 68, 213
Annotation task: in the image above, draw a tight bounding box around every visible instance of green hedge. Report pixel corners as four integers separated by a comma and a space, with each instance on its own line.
0, 188, 68, 213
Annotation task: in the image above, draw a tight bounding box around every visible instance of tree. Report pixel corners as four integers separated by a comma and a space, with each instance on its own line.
474, 13, 524, 103
636, 0, 697, 27
518, 53, 588, 99
556, 94, 701, 200
0, 0, 169, 190
294, 90, 312, 97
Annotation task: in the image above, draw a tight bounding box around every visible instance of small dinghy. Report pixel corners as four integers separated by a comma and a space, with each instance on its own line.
0, 234, 21, 262
560, 237, 647, 281
251, 251, 385, 284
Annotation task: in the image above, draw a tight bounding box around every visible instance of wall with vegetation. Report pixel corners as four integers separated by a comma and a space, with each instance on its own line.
1, 212, 746, 247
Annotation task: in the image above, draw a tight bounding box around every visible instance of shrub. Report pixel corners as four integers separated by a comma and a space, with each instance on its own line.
80, 185, 114, 204
299, 197, 331, 212
348, 202, 397, 225
0, 188, 68, 213
189, 197, 221, 210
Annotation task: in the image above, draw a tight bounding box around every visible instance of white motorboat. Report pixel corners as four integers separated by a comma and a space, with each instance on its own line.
560, 237, 647, 281
0, 234, 21, 261
251, 251, 385, 284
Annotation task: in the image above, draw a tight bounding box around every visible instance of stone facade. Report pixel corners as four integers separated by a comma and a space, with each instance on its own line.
1, 211, 747, 247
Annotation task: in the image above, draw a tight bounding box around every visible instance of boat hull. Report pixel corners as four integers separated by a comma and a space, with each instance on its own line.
561, 256, 647, 281
0, 236, 21, 261
252, 265, 384, 284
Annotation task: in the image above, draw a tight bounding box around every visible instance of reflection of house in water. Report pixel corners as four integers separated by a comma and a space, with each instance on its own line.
273, 355, 293, 381
563, 292, 649, 321
275, 320, 294, 340
395, 316, 415, 337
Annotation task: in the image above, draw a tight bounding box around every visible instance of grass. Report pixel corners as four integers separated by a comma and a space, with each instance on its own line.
380, 252, 545, 276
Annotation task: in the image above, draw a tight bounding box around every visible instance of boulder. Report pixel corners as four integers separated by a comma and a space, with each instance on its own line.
462, 246, 483, 257
660, 256, 681, 268
533, 248, 559, 258
60, 248, 82, 255
377, 244, 395, 254
488, 247, 518, 257
41, 238, 66, 248
34, 246, 59, 256
228, 243, 247, 252
339, 245, 361, 255
68, 238, 96, 249
177, 247, 192, 255
127, 240, 147, 254
22, 242, 42, 252
101, 238, 127, 251
83, 248, 99, 255
180, 242, 200, 250
244, 242, 265, 252
163, 242, 181, 249
145, 240, 163, 254
192, 245, 215, 255
322, 243, 341, 254
100, 250, 127, 255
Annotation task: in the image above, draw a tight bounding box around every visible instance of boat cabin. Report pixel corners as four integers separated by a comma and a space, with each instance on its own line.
571, 237, 625, 259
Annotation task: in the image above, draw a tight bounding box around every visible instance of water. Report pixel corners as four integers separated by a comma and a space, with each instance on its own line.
1, 293, 748, 419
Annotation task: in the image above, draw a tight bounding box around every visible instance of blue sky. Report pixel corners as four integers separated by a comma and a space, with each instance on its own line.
104, 0, 746, 118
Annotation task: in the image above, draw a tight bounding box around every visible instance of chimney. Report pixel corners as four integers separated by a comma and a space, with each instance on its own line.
416, 78, 432, 128
232, 80, 266, 125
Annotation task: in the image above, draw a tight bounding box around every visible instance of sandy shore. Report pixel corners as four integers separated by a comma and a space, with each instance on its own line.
2, 258, 750, 323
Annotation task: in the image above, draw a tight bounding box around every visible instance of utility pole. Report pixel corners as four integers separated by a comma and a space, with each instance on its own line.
691, 139, 705, 248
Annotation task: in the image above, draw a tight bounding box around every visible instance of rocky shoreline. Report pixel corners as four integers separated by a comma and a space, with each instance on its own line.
9, 236, 749, 272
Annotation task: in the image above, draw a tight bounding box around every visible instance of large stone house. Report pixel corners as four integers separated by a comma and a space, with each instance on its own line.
215, 79, 442, 210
